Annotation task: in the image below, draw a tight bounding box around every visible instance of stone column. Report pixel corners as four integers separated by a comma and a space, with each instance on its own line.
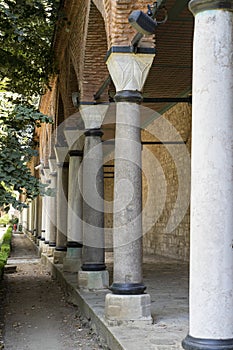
43, 168, 51, 249
63, 129, 84, 273
105, 49, 155, 324
47, 158, 57, 257
40, 195, 46, 244
182, 2, 233, 350
35, 195, 42, 245
53, 146, 69, 264
78, 104, 109, 290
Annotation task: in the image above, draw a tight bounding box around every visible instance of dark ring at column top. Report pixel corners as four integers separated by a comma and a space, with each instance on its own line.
57, 162, 69, 168
114, 90, 143, 104
189, 0, 233, 15
182, 335, 233, 350
84, 129, 104, 137
69, 150, 83, 157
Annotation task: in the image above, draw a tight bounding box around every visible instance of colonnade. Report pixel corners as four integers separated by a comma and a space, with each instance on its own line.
22, 0, 233, 347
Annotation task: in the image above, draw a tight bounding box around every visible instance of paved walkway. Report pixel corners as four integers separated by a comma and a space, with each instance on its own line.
42, 248, 189, 350
2, 234, 102, 350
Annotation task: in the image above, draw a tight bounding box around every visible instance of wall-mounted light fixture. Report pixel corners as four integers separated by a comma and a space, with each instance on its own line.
128, 10, 157, 35
128, 1, 167, 36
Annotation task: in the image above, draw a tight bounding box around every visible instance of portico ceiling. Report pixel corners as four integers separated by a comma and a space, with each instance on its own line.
143, 0, 193, 113
102, 0, 193, 142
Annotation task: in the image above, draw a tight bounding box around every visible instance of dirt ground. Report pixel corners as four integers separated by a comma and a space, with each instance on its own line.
0, 234, 103, 350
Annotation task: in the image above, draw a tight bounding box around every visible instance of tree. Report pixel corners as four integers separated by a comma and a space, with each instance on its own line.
0, 0, 60, 211
0, 0, 60, 96
0, 92, 53, 212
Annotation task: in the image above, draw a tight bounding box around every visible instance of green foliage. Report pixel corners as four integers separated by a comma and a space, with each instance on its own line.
0, 227, 12, 278
0, 213, 9, 225
0, 93, 53, 211
0, 0, 60, 96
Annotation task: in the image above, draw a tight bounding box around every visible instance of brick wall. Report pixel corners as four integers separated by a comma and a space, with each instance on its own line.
142, 103, 191, 261
103, 103, 191, 260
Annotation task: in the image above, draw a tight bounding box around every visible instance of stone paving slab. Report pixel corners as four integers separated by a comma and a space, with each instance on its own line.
41, 251, 189, 350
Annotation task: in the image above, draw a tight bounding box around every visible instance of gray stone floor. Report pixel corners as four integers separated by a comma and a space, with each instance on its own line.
43, 250, 189, 350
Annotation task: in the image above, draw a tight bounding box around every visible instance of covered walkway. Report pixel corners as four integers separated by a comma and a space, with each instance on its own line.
40, 236, 189, 350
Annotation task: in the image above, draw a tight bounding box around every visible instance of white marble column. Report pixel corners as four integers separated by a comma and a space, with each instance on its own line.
78, 104, 109, 290
63, 129, 84, 273
53, 146, 69, 264
182, 1, 233, 350
105, 50, 155, 323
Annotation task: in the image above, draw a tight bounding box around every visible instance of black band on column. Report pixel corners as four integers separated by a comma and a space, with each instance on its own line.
84, 129, 104, 137
114, 90, 143, 104
110, 283, 146, 295
40, 237, 45, 241
49, 242, 56, 247
45, 240, 49, 245
69, 150, 83, 157
182, 335, 233, 350
189, 0, 233, 15
66, 241, 83, 248
57, 162, 69, 168
55, 246, 67, 252
81, 263, 106, 271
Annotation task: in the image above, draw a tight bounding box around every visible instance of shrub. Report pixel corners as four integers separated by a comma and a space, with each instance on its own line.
0, 227, 12, 279
0, 214, 9, 226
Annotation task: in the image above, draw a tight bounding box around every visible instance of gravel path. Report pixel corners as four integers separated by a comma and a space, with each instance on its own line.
1, 234, 103, 350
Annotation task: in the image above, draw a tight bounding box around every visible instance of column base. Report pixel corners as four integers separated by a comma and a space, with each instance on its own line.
105, 293, 152, 326
46, 246, 55, 257
63, 247, 82, 273
53, 250, 66, 264
39, 240, 46, 251
182, 335, 233, 350
82, 263, 106, 271
63, 258, 82, 273
78, 270, 109, 290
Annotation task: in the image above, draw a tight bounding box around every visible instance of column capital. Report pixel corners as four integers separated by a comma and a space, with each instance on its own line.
64, 128, 85, 151
106, 50, 155, 92
80, 104, 109, 129
48, 158, 57, 173
54, 145, 69, 164
189, 0, 233, 15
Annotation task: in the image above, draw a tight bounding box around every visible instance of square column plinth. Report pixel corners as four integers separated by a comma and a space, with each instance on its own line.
53, 250, 66, 264
63, 248, 82, 273
78, 271, 109, 291
105, 293, 152, 326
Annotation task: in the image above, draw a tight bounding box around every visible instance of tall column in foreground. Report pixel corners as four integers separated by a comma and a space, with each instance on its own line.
182, 1, 233, 349
105, 48, 155, 323
78, 104, 109, 290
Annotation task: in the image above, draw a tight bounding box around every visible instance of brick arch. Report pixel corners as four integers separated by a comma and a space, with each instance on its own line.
58, 48, 79, 119
55, 93, 67, 146
93, 0, 155, 48
80, 1, 109, 102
